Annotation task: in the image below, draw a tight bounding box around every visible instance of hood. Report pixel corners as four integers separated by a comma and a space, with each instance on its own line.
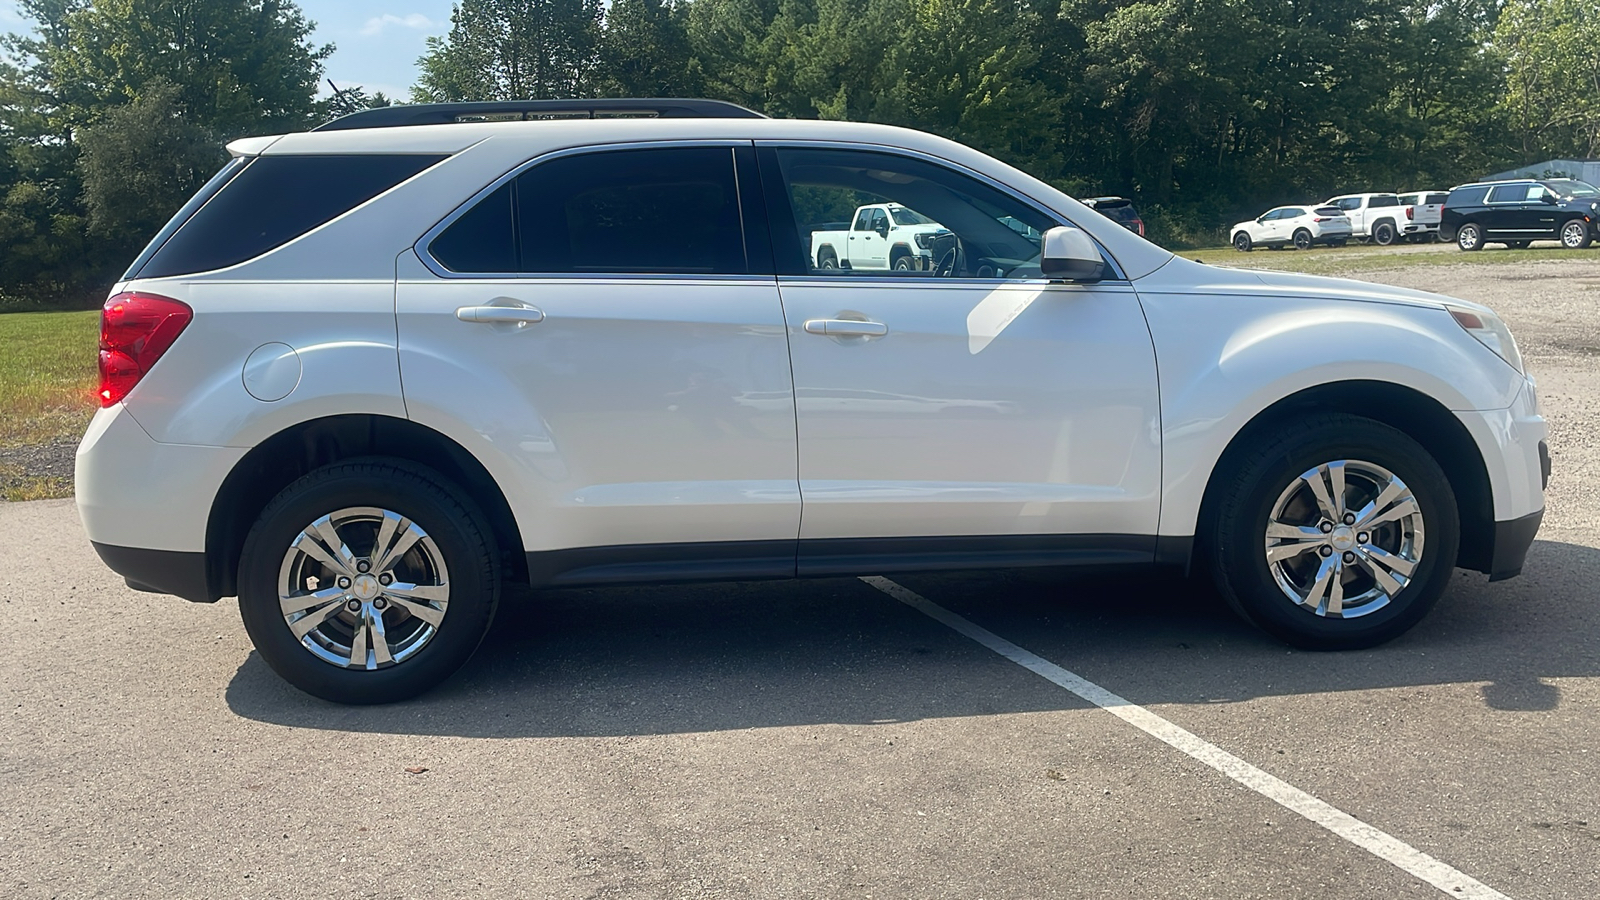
1133, 255, 1494, 315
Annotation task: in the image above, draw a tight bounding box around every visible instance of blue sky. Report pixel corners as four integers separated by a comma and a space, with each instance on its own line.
1, 1, 459, 101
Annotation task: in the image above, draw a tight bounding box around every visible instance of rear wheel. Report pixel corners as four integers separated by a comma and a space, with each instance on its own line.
1233, 231, 1253, 252
1292, 229, 1313, 251
1562, 219, 1593, 249
1205, 414, 1459, 650
1456, 223, 1483, 251
1372, 221, 1397, 246
817, 249, 839, 270
237, 461, 500, 704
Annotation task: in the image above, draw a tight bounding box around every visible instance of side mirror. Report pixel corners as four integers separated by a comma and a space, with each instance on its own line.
876, 222, 890, 238
1542, 193, 1559, 204
1041, 226, 1106, 282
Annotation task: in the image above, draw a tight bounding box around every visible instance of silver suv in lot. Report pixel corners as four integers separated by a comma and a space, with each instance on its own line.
78, 100, 1548, 704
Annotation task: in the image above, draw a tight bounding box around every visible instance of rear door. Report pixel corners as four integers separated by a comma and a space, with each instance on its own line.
395, 143, 801, 579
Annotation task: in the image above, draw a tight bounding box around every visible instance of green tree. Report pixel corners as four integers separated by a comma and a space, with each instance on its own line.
596, 0, 700, 97
0, 0, 330, 304
75, 78, 222, 254
414, 0, 605, 101
1497, 0, 1600, 160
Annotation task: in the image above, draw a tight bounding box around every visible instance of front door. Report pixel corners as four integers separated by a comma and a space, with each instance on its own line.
396, 144, 801, 580
756, 145, 1162, 570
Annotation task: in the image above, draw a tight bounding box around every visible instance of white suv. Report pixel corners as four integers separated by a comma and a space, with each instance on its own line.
77, 100, 1549, 704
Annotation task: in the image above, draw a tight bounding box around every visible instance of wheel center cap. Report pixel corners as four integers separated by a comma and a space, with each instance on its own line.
351, 574, 381, 600
1330, 526, 1356, 551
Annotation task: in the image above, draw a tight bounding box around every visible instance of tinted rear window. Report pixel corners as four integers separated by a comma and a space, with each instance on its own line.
136, 154, 446, 279
1369, 195, 1399, 207
1313, 206, 1343, 216
122, 158, 248, 280
428, 146, 749, 275
1447, 186, 1489, 206
1425, 193, 1448, 205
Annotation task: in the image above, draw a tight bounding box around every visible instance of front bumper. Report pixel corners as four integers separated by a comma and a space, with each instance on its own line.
1488, 507, 1543, 581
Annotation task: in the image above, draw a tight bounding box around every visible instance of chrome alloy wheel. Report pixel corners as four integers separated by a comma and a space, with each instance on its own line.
1263, 460, 1425, 619
276, 506, 450, 670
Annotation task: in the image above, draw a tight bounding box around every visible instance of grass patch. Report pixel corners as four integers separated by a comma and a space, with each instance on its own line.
0, 310, 100, 449
1179, 241, 1595, 276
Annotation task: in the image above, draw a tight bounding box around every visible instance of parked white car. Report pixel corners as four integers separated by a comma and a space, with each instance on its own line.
1397, 190, 1448, 241
1231, 205, 1352, 251
1325, 193, 1405, 244
77, 100, 1548, 704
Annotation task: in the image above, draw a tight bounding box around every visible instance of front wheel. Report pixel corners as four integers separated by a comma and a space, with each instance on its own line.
237, 461, 500, 704
893, 254, 916, 271
1561, 219, 1593, 249
1205, 414, 1459, 650
1292, 229, 1313, 251
1456, 223, 1483, 251
1233, 231, 1253, 252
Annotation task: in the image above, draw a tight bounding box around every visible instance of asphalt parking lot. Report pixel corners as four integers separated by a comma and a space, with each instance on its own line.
3, 250, 1598, 899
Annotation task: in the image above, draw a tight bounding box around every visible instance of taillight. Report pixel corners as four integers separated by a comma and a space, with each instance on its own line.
1406, 207, 1414, 220
1133, 219, 1145, 236
1314, 217, 1331, 222
98, 292, 192, 407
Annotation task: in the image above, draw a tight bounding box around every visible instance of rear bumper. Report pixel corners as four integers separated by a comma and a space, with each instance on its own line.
91, 542, 215, 602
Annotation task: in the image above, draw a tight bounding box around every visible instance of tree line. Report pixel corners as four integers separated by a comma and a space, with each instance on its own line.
2, 0, 1597, 309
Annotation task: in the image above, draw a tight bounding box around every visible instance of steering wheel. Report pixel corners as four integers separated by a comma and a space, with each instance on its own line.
933, 237, 964, 277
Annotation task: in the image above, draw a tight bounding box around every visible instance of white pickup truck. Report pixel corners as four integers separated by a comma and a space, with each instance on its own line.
810, 203, 949, 272
1324, 193, 1405, 245
1397, 190, 1448, 241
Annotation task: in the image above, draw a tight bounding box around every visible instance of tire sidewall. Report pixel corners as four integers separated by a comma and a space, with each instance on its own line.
1458, 223, 1482, 251
1373, 222, 1395, 245
238, 465, 499, 704
1562, 220, 1589, 249
1213, 420, 1459, 649
1234, 232, 1252, 252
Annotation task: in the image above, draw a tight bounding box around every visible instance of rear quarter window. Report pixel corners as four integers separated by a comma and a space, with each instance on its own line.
134, 154, 447, 279
1447, 186, 1489, 207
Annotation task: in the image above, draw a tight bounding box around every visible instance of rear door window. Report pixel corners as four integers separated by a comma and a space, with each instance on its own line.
516, 146, 747, 275
136, 154, 446, 279
428, 146, 754, 276
1486, 184, 1532, 203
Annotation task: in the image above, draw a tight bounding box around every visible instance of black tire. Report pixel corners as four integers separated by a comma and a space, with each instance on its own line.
1292, 229, 1313, 251
892, 253, 915, 271
817, 249, 839, 270
1233, 231, 1253, 252
1204, 414, 1459, 650
1456, 222, 1483, 252
1561, 219, 1593, 249
1372, 221, 1396, 246
238, 460, 501, 704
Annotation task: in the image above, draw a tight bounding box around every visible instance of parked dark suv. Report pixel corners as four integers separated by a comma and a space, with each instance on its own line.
1441, 178, 1600, 251
1082, 196, 1145, 236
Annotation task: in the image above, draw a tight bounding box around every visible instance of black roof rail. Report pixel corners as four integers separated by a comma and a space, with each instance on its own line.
314, 98, 766, 132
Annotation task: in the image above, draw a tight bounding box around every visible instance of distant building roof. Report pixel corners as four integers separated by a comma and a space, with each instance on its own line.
1485, 159, 1600, 183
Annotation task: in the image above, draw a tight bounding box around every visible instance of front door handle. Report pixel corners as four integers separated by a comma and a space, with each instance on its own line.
804, 319, 888, 337
455, 305, 545, 324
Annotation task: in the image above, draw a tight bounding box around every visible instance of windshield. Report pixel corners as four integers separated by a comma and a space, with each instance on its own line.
890, 207, 934, 225
1546, 179, 1600, 198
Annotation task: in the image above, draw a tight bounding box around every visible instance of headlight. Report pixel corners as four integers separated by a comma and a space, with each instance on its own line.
1447, 304, 1523, 373
914, 233, 932, 249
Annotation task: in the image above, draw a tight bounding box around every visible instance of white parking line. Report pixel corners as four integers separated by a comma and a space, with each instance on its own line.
860, 575, 1513, 900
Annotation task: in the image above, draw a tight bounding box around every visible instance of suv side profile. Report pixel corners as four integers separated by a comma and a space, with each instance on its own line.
1441, 178, 1600, 251
78, 100, 1548, 704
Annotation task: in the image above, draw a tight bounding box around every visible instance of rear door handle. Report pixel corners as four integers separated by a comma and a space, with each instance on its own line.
803, 319, 887, 337
455, 305, 545, 324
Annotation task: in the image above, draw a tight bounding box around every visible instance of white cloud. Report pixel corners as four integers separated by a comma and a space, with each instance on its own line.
359, 13, 436, 36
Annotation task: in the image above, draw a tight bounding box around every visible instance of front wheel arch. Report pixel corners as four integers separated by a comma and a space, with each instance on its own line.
206, 414, 524, 602
1194, 381, 1495, 577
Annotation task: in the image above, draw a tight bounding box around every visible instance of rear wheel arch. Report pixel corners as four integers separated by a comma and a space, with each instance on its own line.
205, 414, 525, 600
1195, 380, 1495, 575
